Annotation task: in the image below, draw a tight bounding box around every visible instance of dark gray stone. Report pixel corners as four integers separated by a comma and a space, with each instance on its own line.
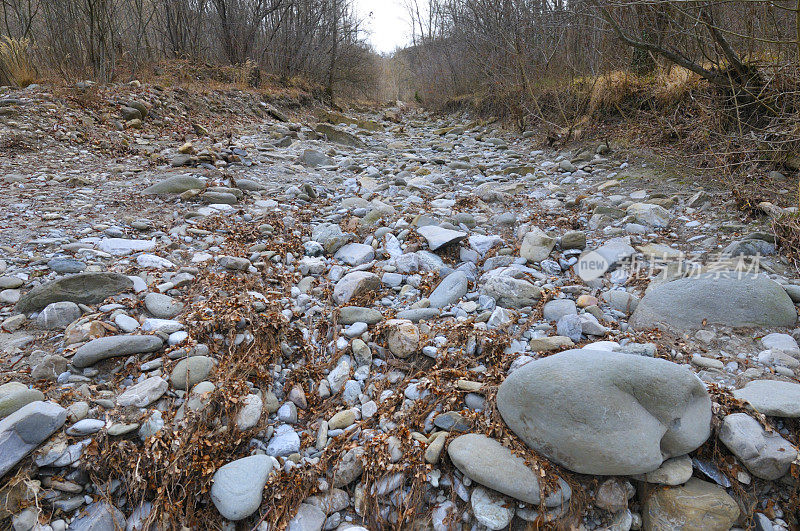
72, 335, 164, 368
17, 272, 133, 314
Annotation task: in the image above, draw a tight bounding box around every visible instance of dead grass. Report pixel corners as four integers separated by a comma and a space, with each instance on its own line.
588, 70, 646, 116
142, 59, 323, 102
0, 37, 38, 88
772, 211, 800, 271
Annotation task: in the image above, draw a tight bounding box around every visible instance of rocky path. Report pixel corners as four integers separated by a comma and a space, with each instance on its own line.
0, 90, 798, 531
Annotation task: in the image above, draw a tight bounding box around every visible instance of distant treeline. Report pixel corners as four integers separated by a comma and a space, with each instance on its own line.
395, 0, 800, 172
0, 0, 383, 98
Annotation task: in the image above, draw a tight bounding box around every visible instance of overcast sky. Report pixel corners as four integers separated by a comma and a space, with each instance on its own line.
354, 0, 413, 54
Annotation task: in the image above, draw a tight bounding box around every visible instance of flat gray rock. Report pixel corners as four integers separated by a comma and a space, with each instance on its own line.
266, 424, 300, 456
631, 273, 796, 331
117, 376, 168, 407
333, 272, 380, 305
16, 272, 133, 313
429, 270, 468, 308
417, 225, 466, 251
142, 175, 204, 195
334, 243, 375, 266
47, 257, 86, 273
68, 502, 126, 531
395, 308, 441, 322
519, 228, 555, 263
497, 349, 711, 475
479, 268, 542, 309
97, 238, 156, 256
0, 401, 67, 478
211, 454, 274, 520
339, 307, 383, 325
448, 433, 570, 506
543, 299, 577, 321
732, 380, 800, 417
300, 149, 334, 167
72, 335, 164, 368
719, 413, 797, 480
287, 503, 326, 531
311, 223, 350, 254
316, 123, 365, 148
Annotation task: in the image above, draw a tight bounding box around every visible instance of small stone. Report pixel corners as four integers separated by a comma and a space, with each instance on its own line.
66, 418, 106, 436
68, 502, 126, 531
448, 433, 570, 506
144, 293, 183, 319
429, 271, 469, 308
236, 394, 263, 430
266, 424, 300, 457
333, 272, 381, 305
170, 356, 214, 390
520, 228, 556, 263
117, 377, 168, 407
328, 410, 356, 430
385, 319, 419, 358
339, 307, 382, 325
218, 255, 251, 271
417, 225, 467, 251
287, 503, 326, 531
644, 455, 693, 485
595, 478, 630, 513
642, 478, 739, 530
34, 301, 81, 330
470, 486, 514, 530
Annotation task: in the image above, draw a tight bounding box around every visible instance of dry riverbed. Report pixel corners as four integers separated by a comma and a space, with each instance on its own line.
0, 82, 798, 530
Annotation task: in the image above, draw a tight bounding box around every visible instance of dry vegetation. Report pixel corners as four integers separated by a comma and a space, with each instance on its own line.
0, 0, 387, 101
397, 0, 800, 202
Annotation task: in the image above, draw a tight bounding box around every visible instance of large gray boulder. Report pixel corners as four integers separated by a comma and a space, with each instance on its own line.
16, 272, 133, 314
72, 335, 164, 368
630, 273, 796, 331
0, 401, 67, 478
447, 433, 570, 506
211, 454, 274, 520
497, 349, 711, 475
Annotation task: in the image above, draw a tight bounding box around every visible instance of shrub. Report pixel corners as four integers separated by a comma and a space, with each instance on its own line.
0, 37, 38, 87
